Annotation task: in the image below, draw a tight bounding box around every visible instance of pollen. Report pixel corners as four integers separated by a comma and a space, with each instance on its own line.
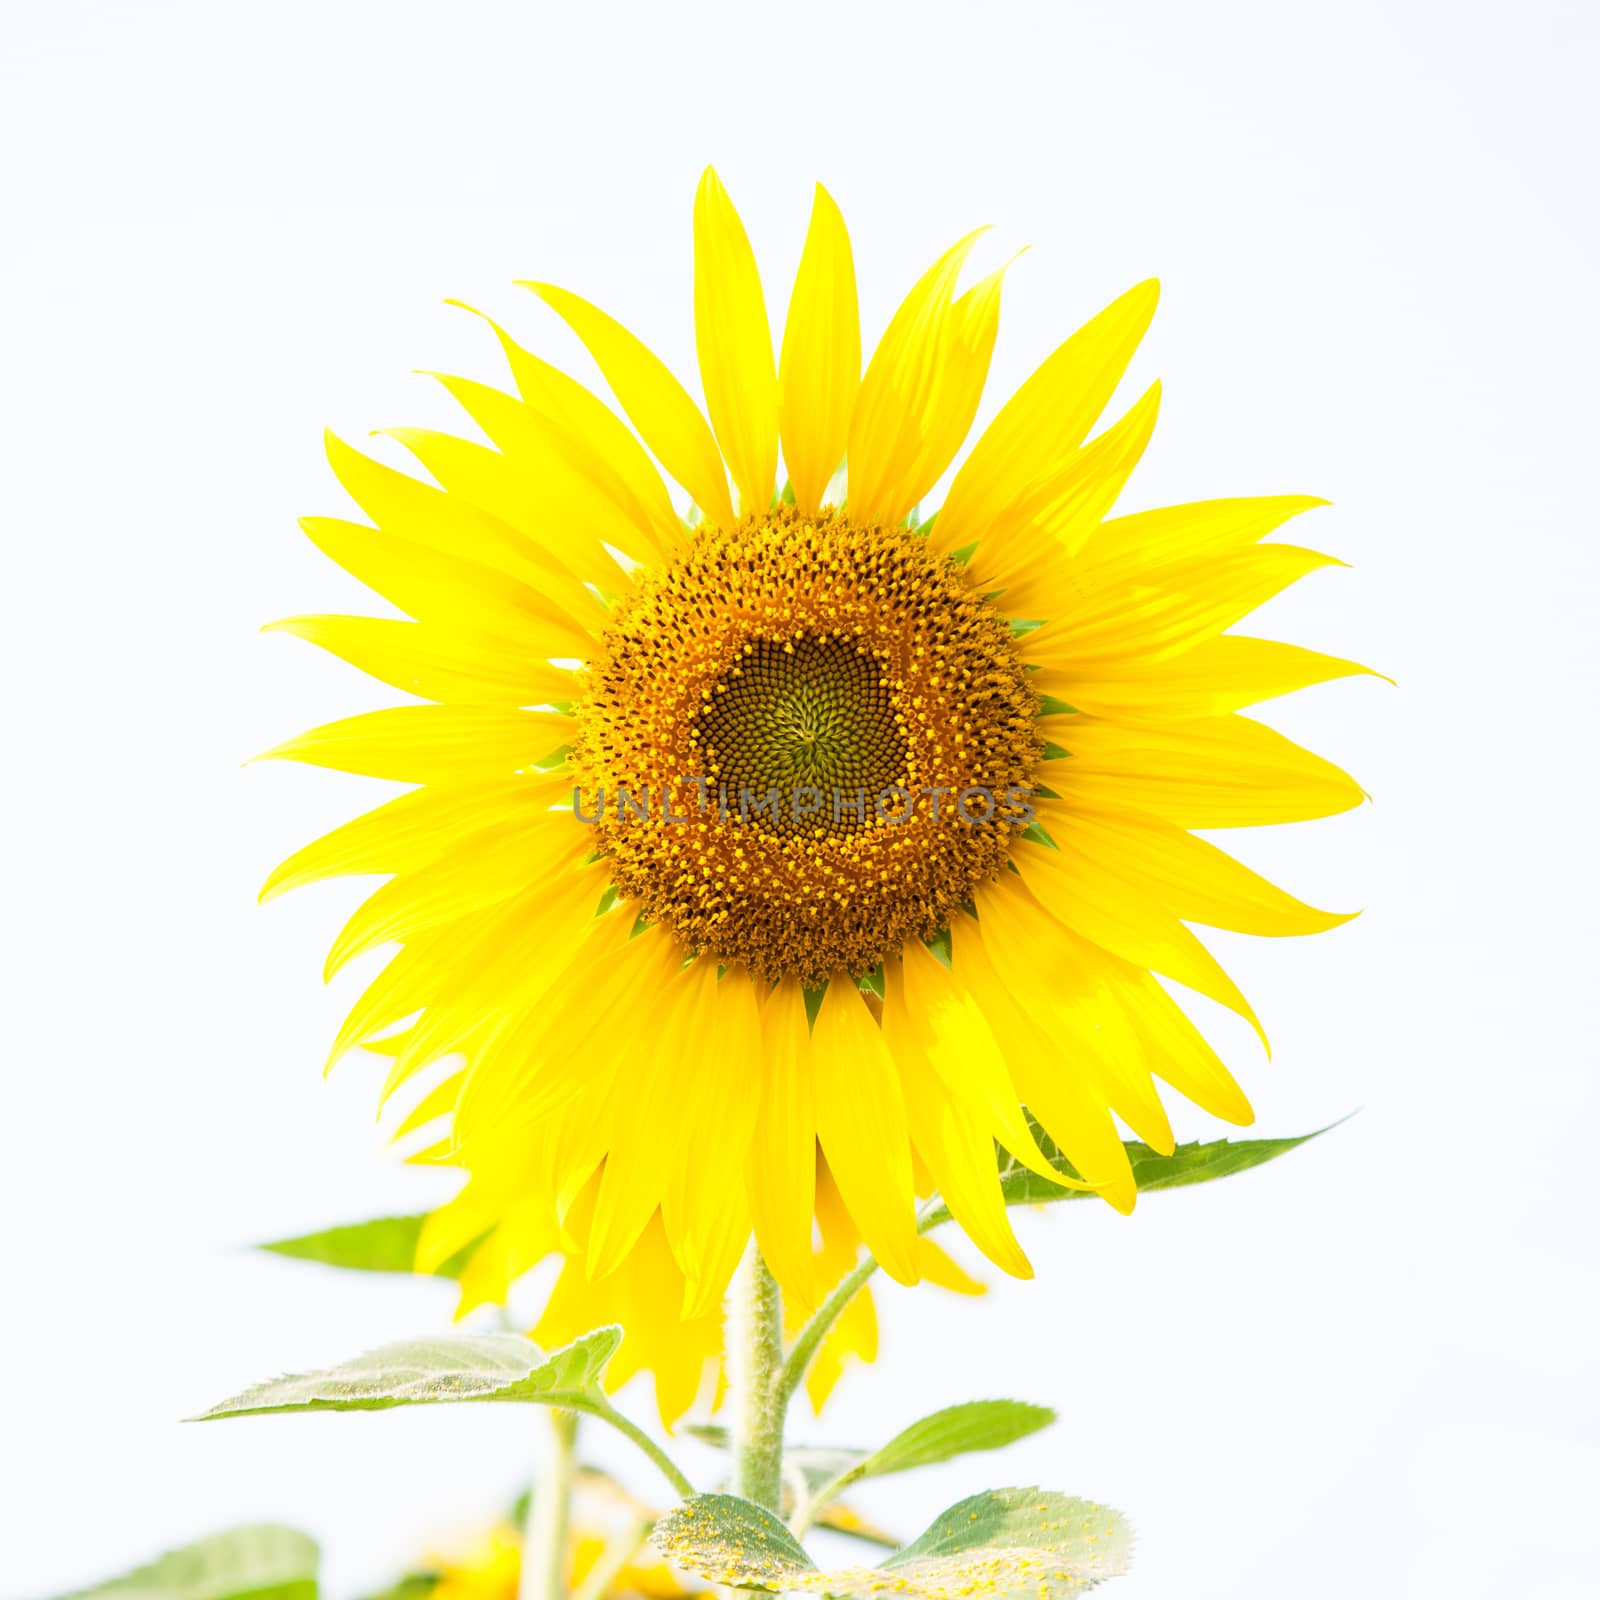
572, 507, 1042, 983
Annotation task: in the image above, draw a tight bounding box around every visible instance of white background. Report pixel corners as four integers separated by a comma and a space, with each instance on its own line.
3, 1, 1596, 1596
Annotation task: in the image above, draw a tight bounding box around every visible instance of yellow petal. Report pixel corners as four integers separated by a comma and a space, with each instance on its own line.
423, 374, 672, 569
935, 278, 1159, 555
887, 938, 1072, 1193
973, 874, 1179, 1151
323, 430, 594, 604
325, 935, 453, 1069
390, 1068, 465, 1139
524, 281, 735, 527
449, 300, 684, 557
779, 184, 860, 515
298, 515, 595, 656
900, 1055, 1032, 1280
801, 1164, 881, 1411
587, 947, 715, 1280
747, 979, 819, 1309
916, 1237, 985, 1296
953, 914, 1137, 1213
1011, 829, 1266, 1048
892, 261, 1010, 519
966, 382, 1161, 604
322, 823, 573, 980
1028, 545, 1344, 671
693, 167, 779, 516
259, 777, 551, 901
811, 981, 920, 1284
417, 1182, 510, 1276
805, 1277, 878, 1414
265, 615, 583, 708
1032, 806, 1355, 937
1113, 966, 1255, 1125
1047, 634, 1381, 720
847, 229, 989, 523
662, 968, 762, 1317
1075, 494, 1328, 583
1046, 713, 1367, 829
254, 705, 573, 783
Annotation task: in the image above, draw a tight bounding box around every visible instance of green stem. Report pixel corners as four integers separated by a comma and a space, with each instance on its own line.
521, 1409, 578, 1600
778, 1202, 950, 1410
777, 1254, 880, 1410
790, 1460, 863, 1539
727, 1240, 785, 1512
575, 1399, 695, 1501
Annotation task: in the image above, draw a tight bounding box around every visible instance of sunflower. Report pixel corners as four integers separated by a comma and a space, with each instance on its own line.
262, 168, 1368, 1320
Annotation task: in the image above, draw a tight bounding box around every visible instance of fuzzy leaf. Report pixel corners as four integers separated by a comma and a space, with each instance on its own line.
657, 1488, 1132, 1599
55, 1526, 319, 1600
880, 1488, 1133, 1597
194, 1329, 620, 1420
652, 1495, 817, 1589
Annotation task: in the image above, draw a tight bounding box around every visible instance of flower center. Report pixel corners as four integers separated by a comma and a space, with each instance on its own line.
694, 634, 904, 840
572, 508, 1041, 983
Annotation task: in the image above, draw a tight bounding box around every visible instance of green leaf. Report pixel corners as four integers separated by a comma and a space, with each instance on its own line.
856, 1400, 1056, 1482
55, 1526, 319, 1600
256, 1215, 480, 1280
881, 1488, 1132, 1597
193, 1329, 621, 1420
794, 1401, 1056, 1530
652, 1496, 817, 1590
655, 1488, 1132, 1598
929, 1116, 1333, 1222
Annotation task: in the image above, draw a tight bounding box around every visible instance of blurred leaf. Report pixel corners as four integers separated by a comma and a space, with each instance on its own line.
55, 1526, 318, 1600
687, 1426, 861, 1499
257, 1214, 480, 1279
812, 1501, 899, 1550
683, 1421, 729, 1448
194, 1329, 620, 1420
782, 1445, 871, 1495
355, 1577, 438, 1600
656, 1488, 1132, 1598
259, 1216, 423, 1274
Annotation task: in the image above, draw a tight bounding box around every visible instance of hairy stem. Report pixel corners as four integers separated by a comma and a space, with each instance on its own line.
521, 1409, 578, 1600
727, 1241, 786, 1511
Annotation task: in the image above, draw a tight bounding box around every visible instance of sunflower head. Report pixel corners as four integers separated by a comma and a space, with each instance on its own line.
575, 504, 1041, 982
262, 166, 1369, 1330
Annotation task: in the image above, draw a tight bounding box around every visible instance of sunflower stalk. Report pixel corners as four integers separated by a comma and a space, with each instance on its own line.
521, 1408, 578, 1600
727, 1241, 786, 1513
